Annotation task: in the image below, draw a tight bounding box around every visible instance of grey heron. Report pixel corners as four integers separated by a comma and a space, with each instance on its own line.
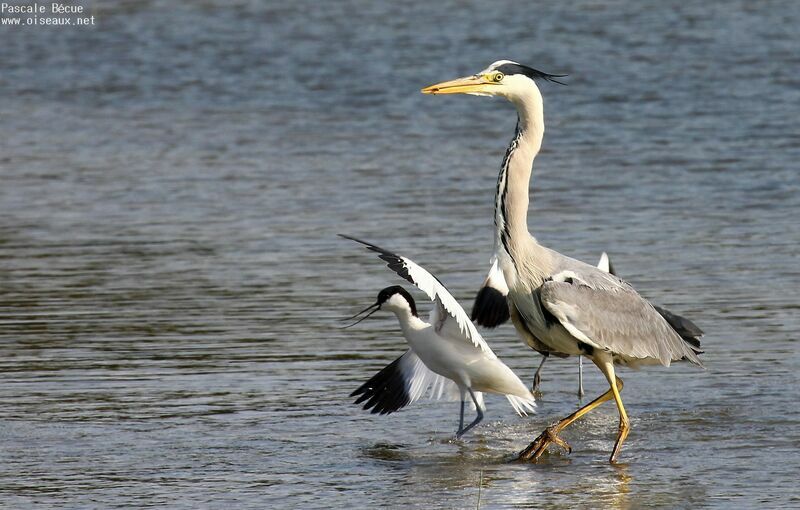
473, 252, 704, 398
422, 60, 704, 463
341, 235, 535, 438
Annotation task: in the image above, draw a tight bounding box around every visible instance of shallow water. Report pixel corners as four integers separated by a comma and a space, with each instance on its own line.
1, 0, 799, 508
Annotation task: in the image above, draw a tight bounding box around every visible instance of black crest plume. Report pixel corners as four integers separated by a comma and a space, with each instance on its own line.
494, 62, 568, 86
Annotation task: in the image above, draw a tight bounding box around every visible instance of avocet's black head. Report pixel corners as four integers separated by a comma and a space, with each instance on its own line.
376, 285, 418, 317
342, 285, 418, 328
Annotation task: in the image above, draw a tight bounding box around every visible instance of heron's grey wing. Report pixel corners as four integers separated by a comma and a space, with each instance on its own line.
471, 255, 510, 328
350, 349, 459, 414
596, 252, 703, 353
538, 279, 704, 367
340, 234, 496, 358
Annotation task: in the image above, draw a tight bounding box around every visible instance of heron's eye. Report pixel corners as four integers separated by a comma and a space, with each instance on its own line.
492, 72, 504, 82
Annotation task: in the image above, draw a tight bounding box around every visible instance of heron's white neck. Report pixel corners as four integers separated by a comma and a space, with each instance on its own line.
494, 87, 551, 286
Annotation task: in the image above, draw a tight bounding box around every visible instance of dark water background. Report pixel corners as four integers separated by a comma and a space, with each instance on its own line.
1, 0, 798, 508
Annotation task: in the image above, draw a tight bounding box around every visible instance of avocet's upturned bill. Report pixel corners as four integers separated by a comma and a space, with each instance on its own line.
340, 234, 535, 438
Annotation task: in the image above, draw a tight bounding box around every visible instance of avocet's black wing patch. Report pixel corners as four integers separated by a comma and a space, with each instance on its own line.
351, 350, 455, 415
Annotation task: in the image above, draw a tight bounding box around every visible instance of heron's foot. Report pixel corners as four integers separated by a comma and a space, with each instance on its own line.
516, 425, 571, 462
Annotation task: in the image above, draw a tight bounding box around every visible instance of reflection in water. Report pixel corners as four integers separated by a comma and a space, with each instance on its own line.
361, 442, 413, 462
475, 461, 634, 509
597, 466, 633, 509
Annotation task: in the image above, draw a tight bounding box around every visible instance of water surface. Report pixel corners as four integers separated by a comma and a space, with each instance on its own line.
1, 1, 799, 508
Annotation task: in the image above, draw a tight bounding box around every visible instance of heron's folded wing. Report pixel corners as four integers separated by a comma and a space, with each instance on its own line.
595, 252, 703, 353
538, 280, 703, 367
340, 235, 496, 358
350, 350, 459, 414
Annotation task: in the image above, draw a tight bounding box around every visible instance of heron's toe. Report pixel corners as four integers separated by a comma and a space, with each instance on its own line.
516, 426, 571, 462
549, 430, 572, 454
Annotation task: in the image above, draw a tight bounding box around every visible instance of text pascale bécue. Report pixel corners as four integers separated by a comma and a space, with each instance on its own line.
1, 3, 85, 14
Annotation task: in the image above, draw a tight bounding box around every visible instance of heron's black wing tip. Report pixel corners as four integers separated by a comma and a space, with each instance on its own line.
654, 305, 704, 350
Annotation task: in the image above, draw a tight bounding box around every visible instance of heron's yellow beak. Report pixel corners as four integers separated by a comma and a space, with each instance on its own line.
420, 75, 496, 95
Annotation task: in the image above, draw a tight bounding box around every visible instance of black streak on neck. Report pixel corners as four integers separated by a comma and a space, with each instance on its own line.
497, 118, 523, 265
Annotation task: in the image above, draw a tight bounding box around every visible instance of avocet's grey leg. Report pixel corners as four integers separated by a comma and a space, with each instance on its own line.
578, 356, 585, 398
455, 397, 466, 437
457, 388, 484, 437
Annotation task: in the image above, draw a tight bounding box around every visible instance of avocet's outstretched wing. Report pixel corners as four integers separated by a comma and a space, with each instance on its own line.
340, 235, 496, 358
471, 254, 510, 328
351, 349, 464, 414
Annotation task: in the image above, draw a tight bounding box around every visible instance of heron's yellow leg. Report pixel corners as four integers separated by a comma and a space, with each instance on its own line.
597, 359, 630, 464
558, 376, 624, 429
517, 377, 624, 461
